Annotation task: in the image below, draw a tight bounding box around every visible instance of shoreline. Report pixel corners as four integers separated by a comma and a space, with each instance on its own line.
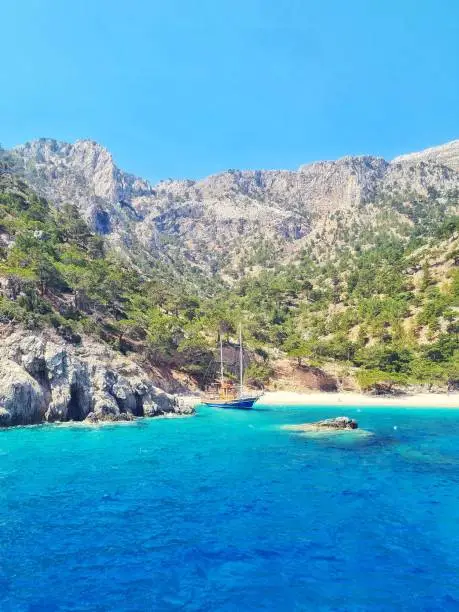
0, 412, 195, 432
257, 391, 459, 409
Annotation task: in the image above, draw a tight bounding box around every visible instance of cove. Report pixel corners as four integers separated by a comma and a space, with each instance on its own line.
1, 404, 459, 610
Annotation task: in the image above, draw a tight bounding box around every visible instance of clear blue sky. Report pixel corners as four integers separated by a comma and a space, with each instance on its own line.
1, 0, 458, 182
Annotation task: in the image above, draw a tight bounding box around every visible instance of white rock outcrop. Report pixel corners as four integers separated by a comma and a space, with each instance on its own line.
0, 330, 193, 427
0, 360, 45, 426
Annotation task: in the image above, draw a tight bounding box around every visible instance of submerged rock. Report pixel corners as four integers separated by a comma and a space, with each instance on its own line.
0, 329, 194, 427
283, 416, 358, 433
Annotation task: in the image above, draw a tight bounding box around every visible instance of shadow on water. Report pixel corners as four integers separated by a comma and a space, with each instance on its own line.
283, 424, 407, 453
302, 430, 381, 450
284, 422, 459, 471
396, 444, 459, 472
250, 407, 276, 412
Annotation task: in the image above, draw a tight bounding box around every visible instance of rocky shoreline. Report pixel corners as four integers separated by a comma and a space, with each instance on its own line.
0, 330, 194, 427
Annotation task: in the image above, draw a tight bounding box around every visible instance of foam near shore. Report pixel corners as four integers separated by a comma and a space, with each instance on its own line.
258, 391, 459, 408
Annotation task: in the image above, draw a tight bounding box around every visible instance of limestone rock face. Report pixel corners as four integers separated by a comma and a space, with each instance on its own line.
0, 360, 45, 426
6, 138, 459, 276
0, 329, 192, 427
10, 138, 153, 214
393, 140, 459, 173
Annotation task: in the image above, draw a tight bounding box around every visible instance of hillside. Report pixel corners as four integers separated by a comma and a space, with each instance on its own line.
5, 138, 459, 279
0, 169, 213, 377
0, 139, 458, 396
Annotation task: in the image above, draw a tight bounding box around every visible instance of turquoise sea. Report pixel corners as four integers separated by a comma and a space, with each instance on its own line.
1, 403, 459, 611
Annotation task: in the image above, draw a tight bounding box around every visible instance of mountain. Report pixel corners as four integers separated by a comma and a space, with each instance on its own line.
0, 170, 196, 426
0, 137, 458, 419
393, 140, 459, 172
5, 138, 459, 279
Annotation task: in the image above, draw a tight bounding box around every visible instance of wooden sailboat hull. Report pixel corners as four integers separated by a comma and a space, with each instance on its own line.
202, 396, 260, 410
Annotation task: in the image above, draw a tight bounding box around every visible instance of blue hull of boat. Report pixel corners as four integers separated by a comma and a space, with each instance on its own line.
203, 397, 259, 410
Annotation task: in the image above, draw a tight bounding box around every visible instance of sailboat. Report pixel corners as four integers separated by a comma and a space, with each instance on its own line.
201, 324, 262, 409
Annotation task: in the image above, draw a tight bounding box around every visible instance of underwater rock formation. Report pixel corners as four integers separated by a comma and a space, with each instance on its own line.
283, 416, 358, 433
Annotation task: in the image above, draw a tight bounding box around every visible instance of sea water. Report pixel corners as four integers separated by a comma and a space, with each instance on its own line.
1, 404, 459, 611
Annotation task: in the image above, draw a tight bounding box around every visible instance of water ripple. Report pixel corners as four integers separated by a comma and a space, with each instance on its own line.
1, 405, 459, 609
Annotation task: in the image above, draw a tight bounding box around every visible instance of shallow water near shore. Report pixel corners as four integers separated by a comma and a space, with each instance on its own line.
1, 403, 459, 610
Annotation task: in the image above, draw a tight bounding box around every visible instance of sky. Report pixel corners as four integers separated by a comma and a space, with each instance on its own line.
1, 0, 459, 182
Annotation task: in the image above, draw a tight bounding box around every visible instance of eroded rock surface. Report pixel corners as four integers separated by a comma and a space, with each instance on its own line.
315, 417, 358, 429
0, 329, 193, 427
0, 360, 45, 426
7, 138, 459, 277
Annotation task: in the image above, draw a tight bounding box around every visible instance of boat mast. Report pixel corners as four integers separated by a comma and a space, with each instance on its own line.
239, 323, 243, 398
219, 332, 224, 389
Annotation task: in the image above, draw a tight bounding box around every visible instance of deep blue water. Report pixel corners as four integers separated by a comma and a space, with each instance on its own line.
1, 404, 459, 611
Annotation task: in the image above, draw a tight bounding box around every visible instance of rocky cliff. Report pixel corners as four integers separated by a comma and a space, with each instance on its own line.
6, 138, 459, 277
393, 140, 459, 172
0, 328, 193, 427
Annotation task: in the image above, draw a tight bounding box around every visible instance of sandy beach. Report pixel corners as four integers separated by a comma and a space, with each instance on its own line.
178, 391, 459, 409
258, 391, 459, 408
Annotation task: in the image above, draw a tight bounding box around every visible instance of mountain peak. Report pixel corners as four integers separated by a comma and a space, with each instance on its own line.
5, 136, 459, 278
14, 138, 114, 164
393, 139, 459, 172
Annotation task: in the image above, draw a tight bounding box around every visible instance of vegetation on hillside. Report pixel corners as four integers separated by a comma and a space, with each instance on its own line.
0, 170, 457, 392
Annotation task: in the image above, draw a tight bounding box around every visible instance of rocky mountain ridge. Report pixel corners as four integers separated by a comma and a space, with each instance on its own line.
4, 138, 459, 277
393, 140, 459, 172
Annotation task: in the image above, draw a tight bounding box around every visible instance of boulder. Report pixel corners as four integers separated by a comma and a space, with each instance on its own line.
84, 411, 137, 424
315, 417, 358, 429
143, 387, 180, 417
93, 392, 121, 419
